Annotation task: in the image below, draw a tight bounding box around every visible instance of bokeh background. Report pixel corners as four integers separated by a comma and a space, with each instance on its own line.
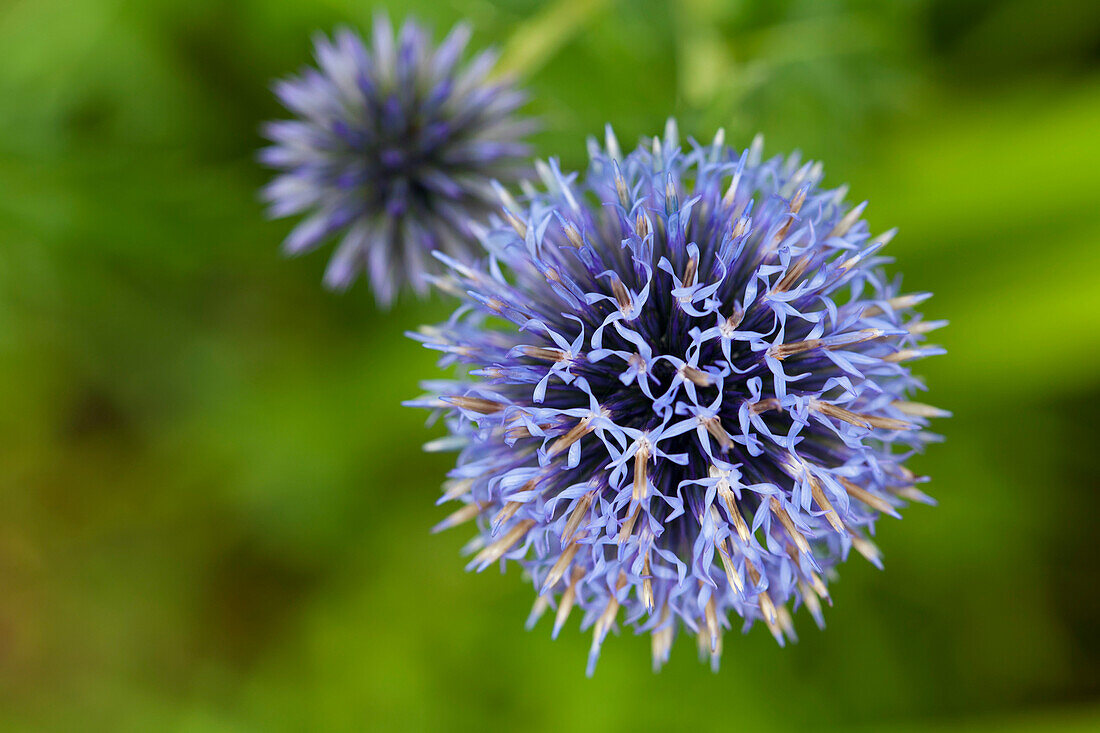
1, 0, 1099, 730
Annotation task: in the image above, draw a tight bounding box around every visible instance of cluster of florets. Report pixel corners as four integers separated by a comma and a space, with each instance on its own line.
261, 15, 532, 304
410, 120, 946, 674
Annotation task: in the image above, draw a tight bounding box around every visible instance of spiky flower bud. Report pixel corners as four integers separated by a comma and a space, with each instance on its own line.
409, 121, 947, 674
260, 15, 533, 304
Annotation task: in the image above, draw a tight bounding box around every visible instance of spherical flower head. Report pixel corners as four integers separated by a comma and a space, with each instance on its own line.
260, 15, 533, 305
409, 120, 948, 674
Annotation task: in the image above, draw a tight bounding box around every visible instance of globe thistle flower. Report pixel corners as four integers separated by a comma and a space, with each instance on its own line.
260, 15, 533, 304
409, 120, 947, 674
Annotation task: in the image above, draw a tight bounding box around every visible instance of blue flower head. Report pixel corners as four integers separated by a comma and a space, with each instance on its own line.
409, 121, 947, 674
261, 15, 533, 304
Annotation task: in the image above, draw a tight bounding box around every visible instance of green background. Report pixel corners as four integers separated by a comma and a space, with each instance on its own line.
1, 0, 1098, 730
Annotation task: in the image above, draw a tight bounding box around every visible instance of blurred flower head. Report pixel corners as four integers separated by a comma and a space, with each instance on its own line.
409, 120, 947, 674
260, 15, 533, 304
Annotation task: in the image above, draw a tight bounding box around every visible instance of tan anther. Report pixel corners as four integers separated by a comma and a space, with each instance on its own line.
542, 537, 583, 591
432, 501, 486, 533
828, 201, 867, 237
680, 364, 713, 388
493, 501, 523, 526
808, 473, 845, 533
838, 477, 899, 517
883, 349, 922, 363
561, 490, 596, 543
503, 209, 527, 239
641, 550, 654, 611
750, 398, 782, 415
547, 416, 595, 457
711, 467, 752, 543
703, 416, 733, 451
633, 441, 651, 502
471, 519, 535, 566
445, 395, 505, 415
553, 566, 584, 637
769, 496, 810, 555
610, 276, 632, 313
617, 503, 642, 545
683, 256, 698, 288
560, 219, 584, 249
848, 529, 882, 566
773, 256, 811, 293
522, 345, 567, 362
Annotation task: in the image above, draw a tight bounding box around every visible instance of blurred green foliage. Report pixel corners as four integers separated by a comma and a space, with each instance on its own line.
0, 0, 1098, 730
